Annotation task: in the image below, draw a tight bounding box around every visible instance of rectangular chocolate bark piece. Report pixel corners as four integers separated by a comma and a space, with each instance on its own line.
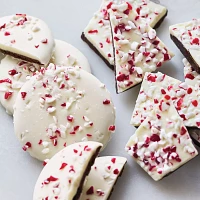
131, 72, 200, 129
170, 19, 200, 74
126, 103, 198, 181
109, 5, 173, 93
82, 0, 168, 70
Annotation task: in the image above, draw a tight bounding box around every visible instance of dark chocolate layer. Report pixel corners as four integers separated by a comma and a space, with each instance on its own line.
170, 34, 200, 74
73, 146, 102, 200
0, 49, 43, 65
187, 127, 200, 147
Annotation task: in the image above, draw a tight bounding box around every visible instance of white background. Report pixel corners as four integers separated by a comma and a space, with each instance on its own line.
0, 0, 200, 199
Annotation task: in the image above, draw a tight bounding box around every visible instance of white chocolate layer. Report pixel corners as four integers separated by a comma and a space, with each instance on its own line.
14, 65, 115, 161
126, 103, 198, 181
0, 14, 55, 65
80, 156, 127, 200
33, 141, 102, 200
131, 72, 200, 128
84, 0, 167, 66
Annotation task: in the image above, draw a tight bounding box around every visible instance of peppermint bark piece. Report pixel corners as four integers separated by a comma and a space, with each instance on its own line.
110, 7, 173, 93
14, 64, 115, 161
126, 103, 198, 181
0, 14, 55, 65
82, 0, 168, 69
80, 156, 127, 200
170, 19, 200, 74
33, 141, 102, 200
131, 72, 200, 128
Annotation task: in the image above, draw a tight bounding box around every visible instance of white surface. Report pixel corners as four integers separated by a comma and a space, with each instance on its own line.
0, 0, 200, 200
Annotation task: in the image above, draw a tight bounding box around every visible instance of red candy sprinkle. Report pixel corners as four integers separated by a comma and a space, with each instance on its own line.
187, 88, 193, 94
180, 127, 187, 135
109, 125, 115, 131
117, 74, 129, 82
192, 100, 198, 107
113, 169, 119, 175
22, 142, 32, 151
21, 92, 27, 100
60, 163, 67, 170
8, 69, 17, 76
185, 74, 195, 80
150, 134, 160, 142
67, 115, 74, 122
0, 78, 12, 84
4, 92, 12, 100
61, 103, 66, 107
164, 54, 170, 61
86, 186, 94, 195
107, 2, 113, 9
88, 30, 98, 34
42, 39, 48, 44
111, 158, 116, 164
0, 23, 6, 30
4, 31, 10, 36
192, 38, 199, 45
45, 176, 58, 184
103, 99, 111, 105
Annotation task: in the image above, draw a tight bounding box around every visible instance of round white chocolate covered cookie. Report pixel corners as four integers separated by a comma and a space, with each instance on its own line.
14, 64, 115, 161
33, 141, 102, 200
0, 40, 91, 115
80, 156, 127, 200
0, 14, 55, 65
51, 39, 91, 73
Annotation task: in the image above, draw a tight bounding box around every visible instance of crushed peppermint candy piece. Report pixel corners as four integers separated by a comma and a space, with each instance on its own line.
33, 141, 102, 200
80, 156, 126, 200
126, 103, 198, 181
109, 6, 173, 93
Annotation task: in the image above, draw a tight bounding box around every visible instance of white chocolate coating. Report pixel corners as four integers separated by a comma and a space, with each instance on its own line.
51, 39, 91, 73
0, 14, 55, 65
170, 19, 200, 69
33, 141, 102, 200
0, 40, 91, 115
80, 156, 127, 200
110, 6, 173, 93
126, 103, 198, 181
131, 72, 200, 128
83, 0, 167, 66
183, 58, 200, 88
14, 64, 115, 161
